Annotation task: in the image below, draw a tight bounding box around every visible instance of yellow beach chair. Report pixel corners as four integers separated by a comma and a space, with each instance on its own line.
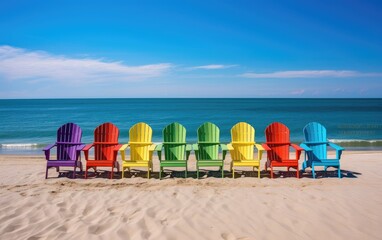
120, 122, 155, 178
227, 122, 265, 178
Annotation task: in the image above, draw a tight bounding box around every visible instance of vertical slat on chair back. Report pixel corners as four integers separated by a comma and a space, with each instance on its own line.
94, 123, 119, 160
303, 122, 327, 160
265, 122, 290, 161
230, 122, 255, 160
129, 122, 152, 161
163, 122, 186, 160
197, 122, 219, 160
56, 123, 82, 160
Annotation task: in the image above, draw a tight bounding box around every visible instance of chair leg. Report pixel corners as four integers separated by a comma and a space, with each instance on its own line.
221, 166, 224, 178
147, 167, 150, 179
197, 167, 199, 179
258, 167, 260, 179
296, 166, 300, 179
301, 162, 306, 172
232, 168, 235, 179
338, 166, 341, 178
121, 167, 125, 179
45, 167, 49, 179
110, 168, 113, 179
56, 167, 60, 172
73, 167, 76, 179
271, 166, 274, 179
185, 166, 187, 178
312, 166, 316, 179
85, 167, 88, 179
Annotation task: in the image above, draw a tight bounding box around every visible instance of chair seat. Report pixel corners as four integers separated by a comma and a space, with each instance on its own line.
47, 160, 78, 167
232, 160, 260, 167
160, 160, 187, 167
197, 160, 224, 167
270, 160, 299, 167
122, 160, 150, 167
86, 160, 115, 167
311, 159, 340, 166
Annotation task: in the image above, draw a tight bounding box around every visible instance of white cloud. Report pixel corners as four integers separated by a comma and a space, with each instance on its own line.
290, 89, 305, 95
189, 64, 237, 70
0, 45, 172, 83
240, 70, 382, 78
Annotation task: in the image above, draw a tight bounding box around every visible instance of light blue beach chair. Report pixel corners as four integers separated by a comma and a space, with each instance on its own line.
300, 122, 345, 178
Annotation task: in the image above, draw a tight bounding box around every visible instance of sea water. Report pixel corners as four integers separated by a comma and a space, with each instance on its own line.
0, 98, 381, 154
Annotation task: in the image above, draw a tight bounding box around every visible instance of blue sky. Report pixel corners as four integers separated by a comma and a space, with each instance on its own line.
1, 0, 381, 98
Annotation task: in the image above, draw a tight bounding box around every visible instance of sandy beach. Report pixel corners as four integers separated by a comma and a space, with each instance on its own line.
0, 151, 381, 240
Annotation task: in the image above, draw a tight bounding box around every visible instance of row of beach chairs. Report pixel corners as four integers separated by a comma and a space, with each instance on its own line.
44, 122, 344, 179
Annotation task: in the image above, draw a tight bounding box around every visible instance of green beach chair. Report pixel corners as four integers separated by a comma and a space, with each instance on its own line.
155, 122, 192, 179
193, 122, 228, 178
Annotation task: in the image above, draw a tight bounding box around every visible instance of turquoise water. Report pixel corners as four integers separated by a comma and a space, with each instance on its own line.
1, 98, 381, 154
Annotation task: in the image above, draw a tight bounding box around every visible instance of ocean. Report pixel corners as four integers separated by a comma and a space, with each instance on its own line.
0, 98, 381, 154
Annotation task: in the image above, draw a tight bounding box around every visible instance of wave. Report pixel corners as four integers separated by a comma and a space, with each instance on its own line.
328, 139, 382, 147
0, 143, 44, 149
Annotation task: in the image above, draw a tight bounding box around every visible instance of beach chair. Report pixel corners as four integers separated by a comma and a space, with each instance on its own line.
193, 122, 228, 178
43, 123, 85, 179
154, 122, 191, 179
300, 122, 345, 178
83, 123, 121, 179
227, 122, 265, 178
262, 122, 303, 178
120, 122, 155, 178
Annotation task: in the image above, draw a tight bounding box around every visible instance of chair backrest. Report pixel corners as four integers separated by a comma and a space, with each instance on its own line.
197, 122, 220, 160
162, 122, 186, 160
94, 122, 119, 161
265, 122, 290, 161
230, 122, 255, 160
303, 122, 327, 160
56, 123, 82, 161
129, 122, 152, 161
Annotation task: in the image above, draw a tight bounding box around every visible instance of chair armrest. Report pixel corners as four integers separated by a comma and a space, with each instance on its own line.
328, 142, 345, 151
255, 144, 265, 160
82, 144, 95, 160
220, 144, 228, 152
114, 144, 123, 151
119, 144, 129, 161
192, 144, 199, 160
43, 143, 56, 152
255, 144, 265, 151
328, 142, 344, 159
290, 143, 303, 160
186, 144, 192, 160
300, 143, 312, 151
227, 143, 234, 151
192, 144, 199, 151
154, 144, 163, 151
119, 144, 129, 152
154, 144, 163, 161
220, 143, 228, 160
43, 143, 56, 160
261, 143, 271, 151
75, 144, 86, 151
291, 143, 303, 151
75, 144, 86, 160
83, 143, 94, 152
149, 144, 156, 152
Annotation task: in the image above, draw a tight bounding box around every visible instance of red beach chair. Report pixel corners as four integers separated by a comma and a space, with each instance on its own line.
263, 122, 303, 178
83, 123, 121, 179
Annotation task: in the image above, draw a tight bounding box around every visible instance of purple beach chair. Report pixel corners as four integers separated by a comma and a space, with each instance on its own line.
43, 123, 85, 179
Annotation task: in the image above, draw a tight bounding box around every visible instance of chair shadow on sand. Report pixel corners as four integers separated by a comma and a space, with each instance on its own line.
50, 168, 361, 179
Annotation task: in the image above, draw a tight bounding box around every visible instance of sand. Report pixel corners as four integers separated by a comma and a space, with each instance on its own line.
0, 151, 381, 240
